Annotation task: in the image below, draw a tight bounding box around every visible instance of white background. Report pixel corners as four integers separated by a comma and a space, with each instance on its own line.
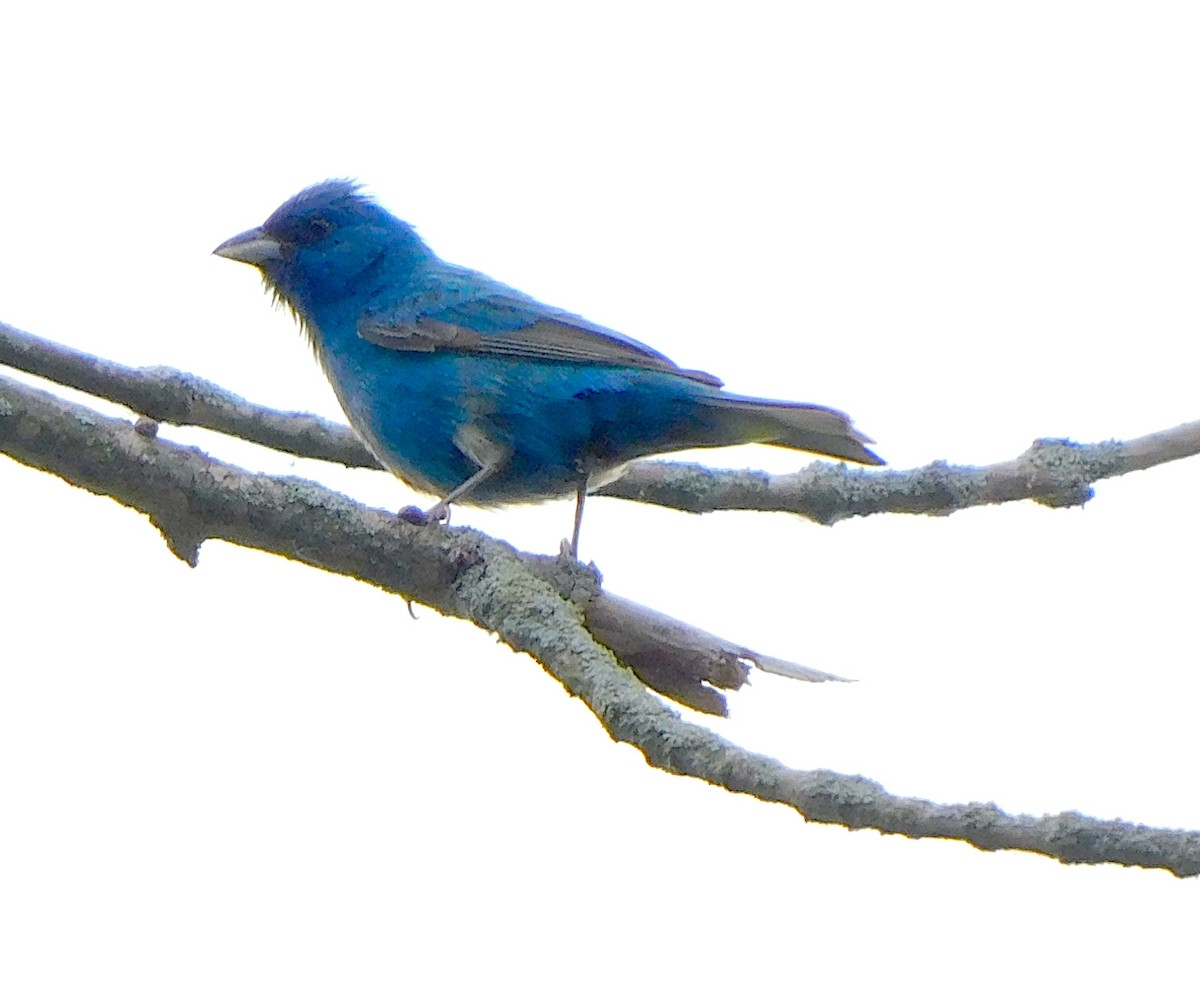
2, 3, 1197, 990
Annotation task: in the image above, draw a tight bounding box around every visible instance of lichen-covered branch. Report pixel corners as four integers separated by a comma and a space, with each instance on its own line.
596, 429, 1199, 522
0, 319, 376, 468
0, 368, 833, 715
2, 370, 1198, 875
7, 320, 1199, 523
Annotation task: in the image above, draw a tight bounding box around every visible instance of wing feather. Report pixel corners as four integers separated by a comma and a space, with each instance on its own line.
359, 289, 723, 386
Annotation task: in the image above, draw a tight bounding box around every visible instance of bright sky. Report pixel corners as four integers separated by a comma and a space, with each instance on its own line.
3, 3, 1198, 989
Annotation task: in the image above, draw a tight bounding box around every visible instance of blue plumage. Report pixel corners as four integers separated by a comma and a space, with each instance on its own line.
215, 181, 882, 551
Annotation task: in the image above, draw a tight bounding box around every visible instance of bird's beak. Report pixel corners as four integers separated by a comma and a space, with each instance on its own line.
213, 227, 283, 266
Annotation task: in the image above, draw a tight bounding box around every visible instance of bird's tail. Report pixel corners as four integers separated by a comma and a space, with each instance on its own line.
699, 394, 884, 466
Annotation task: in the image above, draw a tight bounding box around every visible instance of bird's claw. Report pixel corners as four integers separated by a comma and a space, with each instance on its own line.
397, 502, 451, 527
397, 505, 430, 525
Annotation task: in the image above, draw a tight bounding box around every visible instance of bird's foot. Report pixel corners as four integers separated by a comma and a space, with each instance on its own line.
552, 542, 603, 604
397, 502, 451, 527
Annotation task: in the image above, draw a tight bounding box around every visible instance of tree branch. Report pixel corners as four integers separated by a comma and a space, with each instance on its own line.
7, 320, 1198, 524
597, 429, 1199, 522
0, 367, 840, 715
2, 369, 1198, 876
0, 319, 376, 468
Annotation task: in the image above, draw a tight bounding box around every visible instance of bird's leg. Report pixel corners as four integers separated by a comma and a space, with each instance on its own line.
569, 476, 589, 558
398, 462, 500, 528
428, 462, 499, 519
396, 463, 494, 528
399, 422, 509, 529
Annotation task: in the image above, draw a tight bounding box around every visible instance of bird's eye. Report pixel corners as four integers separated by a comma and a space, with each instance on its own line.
275, 216, 334, 247
299, 217, 334, 244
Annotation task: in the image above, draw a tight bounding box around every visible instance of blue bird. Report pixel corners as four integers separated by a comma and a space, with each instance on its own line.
214, 181, 883, 554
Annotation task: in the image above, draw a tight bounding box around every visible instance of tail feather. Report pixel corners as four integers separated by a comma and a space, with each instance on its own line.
702, 395, 884, 466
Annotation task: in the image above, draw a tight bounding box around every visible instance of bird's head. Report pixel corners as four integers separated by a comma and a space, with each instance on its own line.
214, 180, 433, 314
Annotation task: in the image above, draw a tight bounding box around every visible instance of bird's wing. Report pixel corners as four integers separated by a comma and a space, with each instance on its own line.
358, 277, 723, 387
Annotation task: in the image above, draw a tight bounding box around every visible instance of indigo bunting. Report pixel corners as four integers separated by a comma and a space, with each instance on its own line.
215, 181, 882, 553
